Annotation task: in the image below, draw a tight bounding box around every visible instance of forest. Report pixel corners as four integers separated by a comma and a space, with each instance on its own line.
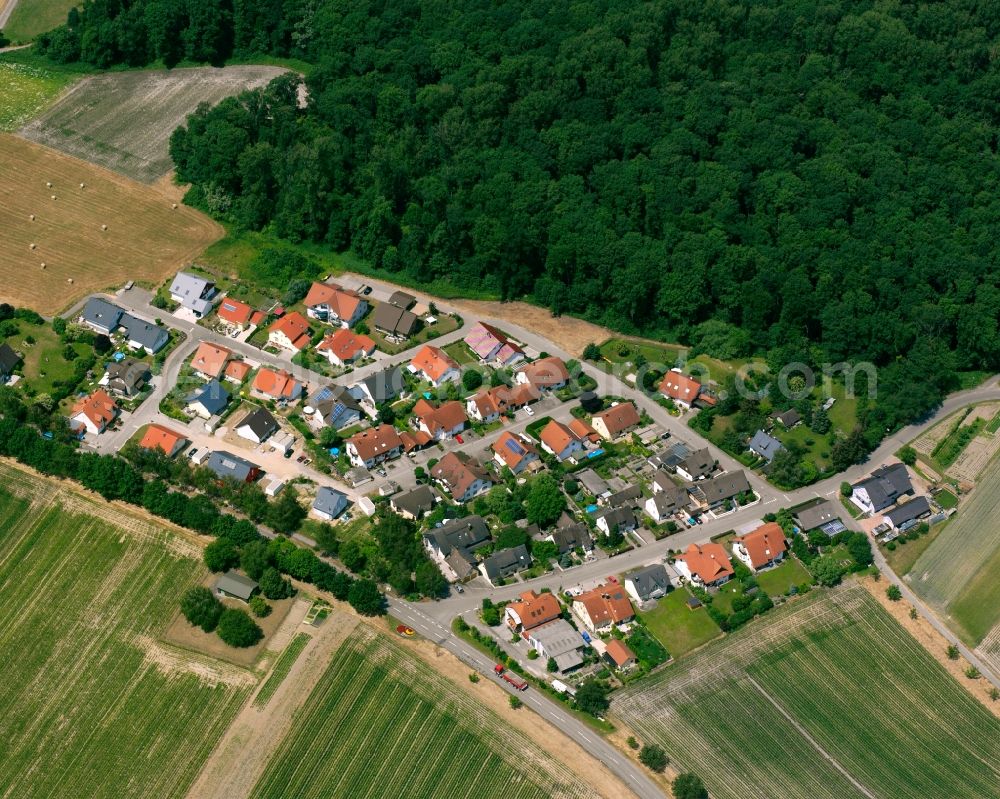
36, 0, 1000, 440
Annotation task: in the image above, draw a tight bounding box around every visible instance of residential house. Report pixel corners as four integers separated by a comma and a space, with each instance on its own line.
624, 564, 673, 604
371, 303, 420, 339
539, 419, 585, 461
689, 470, 751, 509
213, 570, 258, 602
732, 522, 787, 572
515, 357, 569, 391
569, 417, 602, 444
0, 343, 19, 382
675, 542, 734, 588
120, 315, 169, 354
601, 485, 642, 508
80, 297, 124, 334
850, 463, 914, 514
204, 451, 260, 483
644, 484, 689, 523
390, 485, 436, 520
466, 383, 538, 423
479, 545, 531, 585
317, 328, 376, 367
659, 370, 702, 409
504, 590, 561, 633
346, 424, 403, 469
303, 282, 367, 327
268, 312, 312, 352
545, 522, 593, 555
423, 515, 491, 581
138, 424, 187, 457
413, 398, 467, 440
388, 290, 415, 309
430, 451, 493, 502
749, 429, 785, 463
223, 360, 252, 384
185, 379, 230, 419
591, 402, 641, 441
595, 506, 637, 536
794, 500, 846, 536
604, 639, 637, 671
884, 496, 932, 531
399, 429, 433, 454
169, 272, 216, 316
352, 366, 405, 407
676, 448, 715, 481
576, 468, 610, 499
491, 431, 540, 474
70, 389, 117, 435
216, 297, 259, 330
463, 322, 524, 366
103, 357, 148, 397
572, 583, 634, 632
236, 407, 279, 444
771, 408, 802, 428
312, 486, 349, 521
408, 344, 460, 386
309, 384, 364, 430
252, 368, 302, 402
525, 619, 585, 673
190, 342, 233, 380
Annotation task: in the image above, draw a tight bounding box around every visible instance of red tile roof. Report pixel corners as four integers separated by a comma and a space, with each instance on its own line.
733, 522, 788, 569
217, 297, 255, 326
677, 542, 734, 585
540, 419, 579, 456
517, 356, 569, 388
416, 399, 468, 436
592, 402, 641, 437
506, 590, 561, 631
431, 451, 489, 498
139, 424, 186, 455
190, 341, 232, 378
605, 639, 636, 667
348, 424, 403, 462
492, 431, 538, 470
303, 282, 364, 322
224, 360, 252, 382
268, 311, 312, 350
317, 328, 376, 362
660, 371, 702, 404
410, 344, 459, 382
252, 368, 300, 399
71, 389, 117, 429
575, 582, 634, 626
569, 417, 601, 443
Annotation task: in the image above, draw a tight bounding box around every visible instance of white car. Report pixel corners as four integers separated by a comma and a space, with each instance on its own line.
524, 406, 535, 417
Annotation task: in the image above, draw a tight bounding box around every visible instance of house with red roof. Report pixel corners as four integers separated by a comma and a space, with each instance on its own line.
504, 590, 561, 633
675, 542, 735, 588
732, 522, 788, 572
303, 282, 368, 327
572, 582, 635, 633
223, 360, 252, 384
430, 452, 493, 502
539, 419, 585, 461
515, 356, 569, 391
491, 431, 540, 474
216, 297, 261, 330
267, 312, 312, 352
465, 383, 538, 423
591, 401, 641, 441
190, 342, 233, 380
413, 398, 467, 440
408, 344, 460, 386
346, 424, 404, 469
604, 639, 637, 671
251, 368, 303, 401
139, 424, 187, 457
70, 389, 117, 435
317, 328, 376, 367
659, 369, 702, 409
463, 322, 525, 366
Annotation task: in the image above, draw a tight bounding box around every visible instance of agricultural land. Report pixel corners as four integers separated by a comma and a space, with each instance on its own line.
0, 134, 221, 313
0, 58, 77, 131
0, 461, 252, 799
19, 66, 288, 182
2, 0, 78, 42
612, 584, 1000, 799
247, 626, 599, 799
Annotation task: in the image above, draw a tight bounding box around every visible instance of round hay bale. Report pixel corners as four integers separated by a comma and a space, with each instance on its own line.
80, 183, 86, 189
171, 203, 178, 209
29, 243, 36, 250
29, 214, 35, 221
46, 182, 52, 188
40, 263, 46, 269
51, 195, 57, 200
101, 224, 108, 231
67, 277, 74, 284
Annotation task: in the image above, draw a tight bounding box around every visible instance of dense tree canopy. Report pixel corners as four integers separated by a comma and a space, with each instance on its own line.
39, 0, 1000, 435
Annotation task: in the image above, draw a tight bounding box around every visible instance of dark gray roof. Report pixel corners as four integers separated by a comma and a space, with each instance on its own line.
105, 357, 148, 392
596, 505, 637, 530
313, 486, 348, 518
885, 496, 931, 527
853, 463, 913, 512
626, 564, 670, 600
205, 450, 258, 482
81, 297, 124, 331
749, 429, 785, 462
606, 485, 642, 507
120, 314, 169, 353
310, 384, 362, 428
186, 379, 230, 415
795, 499, 840, 531
576, 468, 610, 497
214, 569, 258, 601
237, 407, 278, 440
356, 365, 405, 404
698, 471, 751, 504
0, 342, 20, 374
388, 290, 415, 309
424, 515, 491, 556
648, 488, 687, 517
445, 548, 477, 579
772, 408, 801, 427
678, 447, 715, 478
548, 522, 593, 554
372, 303, 419, 336
391, 485, 435, 517
481, 544, 531, 579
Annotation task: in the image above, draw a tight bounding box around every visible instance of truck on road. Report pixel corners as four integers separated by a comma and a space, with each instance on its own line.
494, 664, 528, 691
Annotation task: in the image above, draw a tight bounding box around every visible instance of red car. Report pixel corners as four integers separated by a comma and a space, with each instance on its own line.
455, 434, 464, 443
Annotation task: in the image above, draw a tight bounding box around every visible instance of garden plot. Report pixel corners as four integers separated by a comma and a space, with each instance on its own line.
19, 66, 288, 182
911, 415, 952, 455
947, 433, 1000, 484
613, 585, 1000, 799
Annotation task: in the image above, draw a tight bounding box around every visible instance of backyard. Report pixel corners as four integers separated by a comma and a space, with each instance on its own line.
639, 587, 722, 659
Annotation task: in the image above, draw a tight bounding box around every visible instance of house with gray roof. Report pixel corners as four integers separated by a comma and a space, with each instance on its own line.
690, 470, 751, 509
390, 485, 436, 520
236, 407, 279, 444
388, 290, 415, 309
205, 451, 260, 483
794, 499, 845, 536
479, 544, 531, 585
352, 365, 405, 408
545, 522, 593, 555
601, 485, 642, 508
884, 495, 931, 531
423, 516, 491, 560
0, 343, 20, 381
851, 463, 913, 514
103, 357, 149, 397
749, 429, 785, 463
645, 485, 689, 523
372, 303, 419, 338
595, 506, 637, 536
169, 271, 217, 316
676, 447, 715, 481
80, 297, 124, 334
186, 379, 230, 418
309, 384, 363, 429
577, 468, 610, 498
214, 570, 259, 602
312, 486, 349, 520
120, 314, 169, 354
624, 564, 674, 603
446, 548, 478, 581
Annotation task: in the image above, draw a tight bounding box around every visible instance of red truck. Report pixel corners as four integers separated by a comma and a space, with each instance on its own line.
494, 664, 528, 691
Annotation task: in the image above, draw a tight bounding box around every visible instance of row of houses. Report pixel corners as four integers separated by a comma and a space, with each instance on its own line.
80, 298, 169, 354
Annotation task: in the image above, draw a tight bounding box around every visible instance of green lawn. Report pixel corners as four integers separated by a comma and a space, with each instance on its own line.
3, 0, 79, 41
755, 556, 813, 596
933, 488, 958, 509
615, 585, 1000, 799
640, 587, 722, 659
0, 463, 250, 799
599, 337, 683, 367
443, 340, 477, 365
0, 59, 76, 131
15, 322, 91, 395
712, 580, 746, 615
248, 628, 592, 799
882, 522, 946, 577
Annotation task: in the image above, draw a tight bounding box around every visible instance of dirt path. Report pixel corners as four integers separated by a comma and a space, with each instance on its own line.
859, 576, 1000, 717
185, 610, 359, 799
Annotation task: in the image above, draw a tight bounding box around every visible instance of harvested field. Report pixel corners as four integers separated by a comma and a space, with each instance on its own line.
20, 66, 288, 182
0, 134, 221, 314
978, 624, 1000, 675
613, 585, 1000, 799
947, 433, 1000, 483
0, 462, 251, 799
248, 627, 600, 799
911, 414, 953, 456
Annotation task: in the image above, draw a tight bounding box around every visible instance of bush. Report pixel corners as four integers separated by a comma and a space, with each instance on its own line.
260, 567, 294, 599
216, 608, 264, 648
203, 537, 240, 572
947, 645, 960, 660
348, 579, 386, 616
179, 586, 223, 632
840, 481, 852, 497
639, 744, 668, 773
509, 695, 522, 709
673, 773, 708, 799
886, 585, 902, 601
462, 369, 483, 391
249, 595, 271, 617
627, 736, 639, 750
